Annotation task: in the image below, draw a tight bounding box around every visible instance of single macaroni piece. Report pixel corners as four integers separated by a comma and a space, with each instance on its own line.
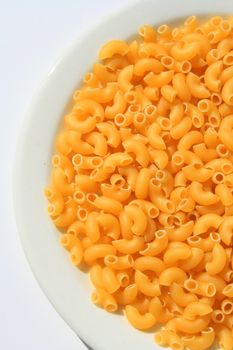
183, 301, 213, 320
135, 270, 161, 297
186, 72, 210, 99
99, 40, 129, 60
155, 329, 183, 350
46, 15, 233, 350
91, 288, 118, 312
205, 243, 227, 275
170, 283, 198, 307
193, 213, 223, 235
124, 305, 156, 330
189, 181, 219, 205
159, 267, 187, 286
182, 327, 215, 350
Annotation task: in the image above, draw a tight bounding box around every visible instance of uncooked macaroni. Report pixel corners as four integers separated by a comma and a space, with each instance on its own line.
45, 15, 233, 350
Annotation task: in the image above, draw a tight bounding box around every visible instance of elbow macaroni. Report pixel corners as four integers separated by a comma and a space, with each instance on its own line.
45, 15, 233, 350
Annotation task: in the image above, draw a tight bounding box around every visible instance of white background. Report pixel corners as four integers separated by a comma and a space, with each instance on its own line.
0, 1, 131, 349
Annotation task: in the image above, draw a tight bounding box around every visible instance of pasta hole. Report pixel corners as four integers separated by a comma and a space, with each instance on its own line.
161, 56, 174, 68
173, 215, 182, 226
216, 144, 228, 157
159, 118, 171, 130
156, 230, 167, 239
130, 201, 142, 208
210, 232, 220, 242
158, 24, 169, 35
148, 206, 159, 218
70, 254, 79, 265
192, 115, 202, 128
52, 155, 60, 167
203, 327, 213, 334
44, 187, 53, 199
144, 105, 157, 116
105, 255, 117, 264
166, 200, 175, 213
223, 302, 233, 314
120, 275, 130, 287
83, 72, 93, 83
224, 284, 233, 294
86, 193, 97, 204
114, 179, 125, 187
150, 178, 161, 188
224, 55, 233, 66
125, 92, 137, 104
91, 157, 103, 167
184, 279, 198, 291
128, 104, 141, 114
156, 170, 165, 181
188, 236, 201, 243
73, 90, 82, 101
47, 205, 55, 215
199, 75, 205, 85
182, 102, 188, 113
207, 283, 216, 297
115, 114, 126, 126
222, 163, 233, 174
185, 15, 196, 26
94, 115, 102, 122
162, 132, 171, 143
60, 236, 69, 247
138, 26, 146, 37
72, 154, 83, 167
221, 20, 231, 32
180, 61, 191, 73
90, 168, 98, 179
134, 112, 146, 124
214, 311, 224, 323
102, 183, 112, 189
105, 303, 117, 312
138, 49, 148, 58
167, 215, 175, 226
73, 191, 85, 203
213, 172, 224, 183
226, 271, 233, 282
210, 16, 222, 27
126, 255, 134, 266
77, 208, 88, 221
211, 49, 219, 59
198, 100, 209, 112
209, 115, 219, 127
194, 163, 202, 170
172, 154, 184, 166
207, 32, 215, 43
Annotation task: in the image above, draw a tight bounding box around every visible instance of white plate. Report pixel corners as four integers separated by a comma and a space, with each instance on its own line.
14, 1, 233, 349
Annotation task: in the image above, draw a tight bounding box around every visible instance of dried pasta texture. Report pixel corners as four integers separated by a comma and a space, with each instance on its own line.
45, 15, 233, 350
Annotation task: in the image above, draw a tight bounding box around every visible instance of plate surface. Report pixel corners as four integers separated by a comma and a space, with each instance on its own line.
14, 1, 233, 349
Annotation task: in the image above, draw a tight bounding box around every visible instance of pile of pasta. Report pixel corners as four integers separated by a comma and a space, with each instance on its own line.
45, 15, 233, 350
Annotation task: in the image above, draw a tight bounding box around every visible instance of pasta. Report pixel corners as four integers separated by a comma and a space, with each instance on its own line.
45, 15, 233, 350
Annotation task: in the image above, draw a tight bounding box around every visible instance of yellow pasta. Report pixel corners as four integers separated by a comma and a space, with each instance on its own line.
45, 15, 233, 350
182, 327, 215, 350
124, 305, 156, 330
